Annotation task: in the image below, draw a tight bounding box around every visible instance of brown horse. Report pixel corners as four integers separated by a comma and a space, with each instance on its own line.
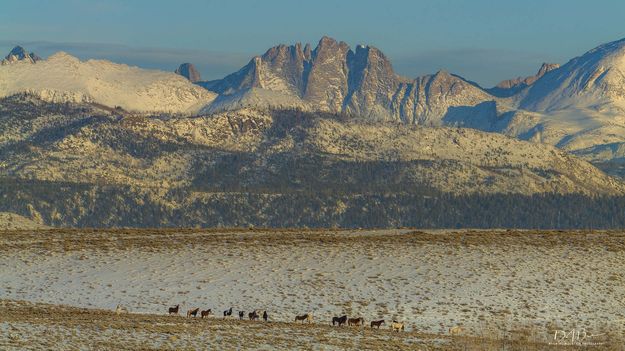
348, 317, 364, 326
263, 311, 268, 322
295, 313, 312, 323
187, 308, 199, 318
248, 311, 259, 320
200, 309, 212, 318
332, 315, 347, 326
370, 320, 385, 328
168, 304, 179, 315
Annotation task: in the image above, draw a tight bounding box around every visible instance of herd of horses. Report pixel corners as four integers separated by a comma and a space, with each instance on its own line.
168, 305, 269, 322
167, 304, 406, 332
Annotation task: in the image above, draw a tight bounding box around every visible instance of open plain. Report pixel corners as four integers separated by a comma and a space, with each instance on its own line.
2, 228, 625, 349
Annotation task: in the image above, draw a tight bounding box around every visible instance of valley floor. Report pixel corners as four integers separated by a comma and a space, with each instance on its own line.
1, 228, 625, 349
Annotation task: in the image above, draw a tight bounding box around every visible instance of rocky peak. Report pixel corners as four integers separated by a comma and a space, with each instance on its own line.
489, 62, 560, 97
2, 45, 41, 65
199, 36, 496, 123
311, 36, 350, 60
536, 62, 560, 78
175, 63, 201, 82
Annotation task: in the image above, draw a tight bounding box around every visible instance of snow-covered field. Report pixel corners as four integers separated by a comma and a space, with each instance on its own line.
2, 228, 625, 339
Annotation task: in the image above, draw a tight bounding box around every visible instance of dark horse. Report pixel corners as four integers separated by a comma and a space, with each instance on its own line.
238, 311, 245, 320
187, 308, 199, 318
263, 311, 268, 322
201, 309, 212, 318
370, 320, 385, 328
332, 315, 348, 326
168, 304, 180, 315
223, 307, 233, 318
248, 311, 259, 321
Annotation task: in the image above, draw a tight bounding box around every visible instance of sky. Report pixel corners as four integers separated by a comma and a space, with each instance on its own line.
2, 0, 625, 87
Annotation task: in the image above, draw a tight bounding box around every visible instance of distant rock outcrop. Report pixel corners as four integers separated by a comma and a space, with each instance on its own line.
175, 63, 201, 82
2, 46, 41, 65
488, 63, 560, 97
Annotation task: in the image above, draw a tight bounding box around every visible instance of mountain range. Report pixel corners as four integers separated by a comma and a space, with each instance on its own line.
192, 36, 625, 178
2, 36, 625, 227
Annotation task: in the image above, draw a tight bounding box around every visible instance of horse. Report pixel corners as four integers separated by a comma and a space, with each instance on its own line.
391, 321, 405, 332
187, 308, 199, 318
248, 311, 259, 321
168, 304, 180, 315
332, 315, 347, 326
449, 326, 465, 335
115, 304, 128, 315
295, 313, 312, 323
262, 311, 268, 322
370, 320, 385, 329
200, 309, 213, 318
223, 307, 233, 318
238, 311, 245, 320
348, 317, 364, 326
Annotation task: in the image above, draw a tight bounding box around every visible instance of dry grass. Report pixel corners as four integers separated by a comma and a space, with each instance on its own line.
2, 228, 625, 253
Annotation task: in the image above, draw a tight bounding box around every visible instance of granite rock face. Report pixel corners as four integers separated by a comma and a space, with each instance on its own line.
199, 36, 495, 125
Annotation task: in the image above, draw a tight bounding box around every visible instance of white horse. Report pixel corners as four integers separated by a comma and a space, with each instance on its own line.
390, 321, 405, 332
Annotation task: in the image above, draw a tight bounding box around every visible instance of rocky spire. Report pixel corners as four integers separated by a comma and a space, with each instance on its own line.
175, 63, 201, 82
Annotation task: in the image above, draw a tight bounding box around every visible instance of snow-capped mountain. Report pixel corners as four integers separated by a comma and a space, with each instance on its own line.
0, 47, 216, 113
519, 38, 625, 112
195, 36, 625, 177
490, 38, 625, 176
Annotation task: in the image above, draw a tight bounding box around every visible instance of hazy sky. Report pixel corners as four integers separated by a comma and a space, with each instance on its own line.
2, 0, 625, 87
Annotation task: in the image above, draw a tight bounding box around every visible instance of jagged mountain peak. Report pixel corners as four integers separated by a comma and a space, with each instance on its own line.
2, 45, 41, 65
198, 36, 496, 123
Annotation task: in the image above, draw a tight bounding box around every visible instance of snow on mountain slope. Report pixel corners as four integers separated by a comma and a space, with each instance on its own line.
479, 38, 625, 174
1, 94, 621, 196
0, 50, 216, 113
519, 38, 625, 112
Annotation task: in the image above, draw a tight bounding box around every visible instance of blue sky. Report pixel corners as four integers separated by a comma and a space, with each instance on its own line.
2, 0, 625, 86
